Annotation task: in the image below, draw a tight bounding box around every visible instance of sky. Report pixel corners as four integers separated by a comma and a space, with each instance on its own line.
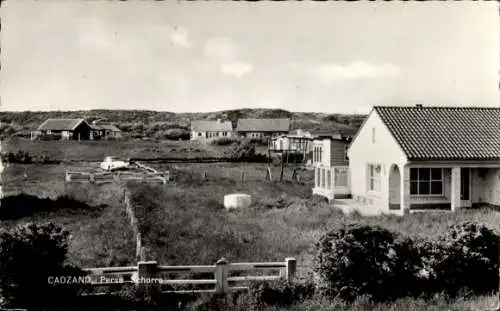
1, 1, 499, 114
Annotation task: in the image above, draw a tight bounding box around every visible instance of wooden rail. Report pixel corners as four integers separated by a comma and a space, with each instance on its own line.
65, 170, 169, 184
83, 257, 296, 295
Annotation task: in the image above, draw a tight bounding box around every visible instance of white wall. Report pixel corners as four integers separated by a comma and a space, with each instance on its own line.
473, 168, 500, 206
321, 139, 331, 167
348, 110, 407, 212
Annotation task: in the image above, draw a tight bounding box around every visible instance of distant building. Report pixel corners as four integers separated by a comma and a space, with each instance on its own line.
90, 124, 105, 140
34, 118, 94, 141
270, 129, 313, 152
236, 118, 290, 138
91, 122, 122, 140
190, 119, 233, 140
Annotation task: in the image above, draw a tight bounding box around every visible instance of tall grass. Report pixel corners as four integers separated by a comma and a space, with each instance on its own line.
127, 165, 500, 279
1, 173, 136, 267
2, 138, 234, 161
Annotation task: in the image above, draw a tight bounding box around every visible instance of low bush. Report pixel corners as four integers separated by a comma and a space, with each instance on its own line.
417, 222, 499, 297
210, 137, 239, 146
245, 280, 316, 309
1, 150, 59, 164
184, 281, 315, 311
314, 223, 419, 302
248, 138, 269, 146
0, 194, 95, 220
0, 222, 86, 309
315, 221, 499, 303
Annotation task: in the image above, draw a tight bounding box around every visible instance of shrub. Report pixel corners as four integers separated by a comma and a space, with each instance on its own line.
314, 223, 420, 302
1, 150, 58, 164
185, 281, 315, 311
230, 140, 256, 160
418, 222, 499, 297
160, 128, 190, 140
210, 137, 239, 146
315, 222, 500, 303
248, 138, 268, 146
244, 280, 316, 309
0, 194, 92, 220
0, 222, 86, 309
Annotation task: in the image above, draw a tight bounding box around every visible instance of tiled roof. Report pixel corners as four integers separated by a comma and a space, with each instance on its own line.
37, 118, 86, 131
237, 118, 290, 132
191, 120, 233, 132
374, 106, 500, 161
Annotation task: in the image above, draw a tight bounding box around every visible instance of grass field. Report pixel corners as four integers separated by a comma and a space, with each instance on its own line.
3, 161, 499, 310
2, 164, 136, 267
2, 138, 237, 161
127, 163, 500, 275
231, 294, 499, 311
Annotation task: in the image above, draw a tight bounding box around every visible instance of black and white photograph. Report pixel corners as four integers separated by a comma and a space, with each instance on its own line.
0, 1, 499, 310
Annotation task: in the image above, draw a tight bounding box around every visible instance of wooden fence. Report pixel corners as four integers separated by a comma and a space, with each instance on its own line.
83, 257, 296, 295
65, 171, 169, 184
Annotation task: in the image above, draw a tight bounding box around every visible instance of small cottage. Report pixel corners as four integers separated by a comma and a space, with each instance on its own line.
190, 119, 233, 140
236, 118, 290, 138
34, 118, 93, 141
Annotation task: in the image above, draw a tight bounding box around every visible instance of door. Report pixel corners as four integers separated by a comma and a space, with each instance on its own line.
460, 168, 472, 207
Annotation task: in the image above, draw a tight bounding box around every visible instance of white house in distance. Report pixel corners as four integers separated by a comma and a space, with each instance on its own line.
269, 129, 313, 152
190, 119, 233, 140
348, 105, 500, 215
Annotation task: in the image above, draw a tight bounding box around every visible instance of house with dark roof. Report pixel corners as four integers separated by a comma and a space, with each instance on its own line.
347, 105, 500, 214
91, 121, 122, 140
190, 119, 233, 140
236, 118, 290, 138
34, 118, 94, 141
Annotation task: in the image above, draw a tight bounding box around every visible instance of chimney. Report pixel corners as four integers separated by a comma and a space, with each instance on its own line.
415, 104, 423, 108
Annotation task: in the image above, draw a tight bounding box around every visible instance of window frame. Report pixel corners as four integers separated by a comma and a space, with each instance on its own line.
410, 168, 444, 196
367, 163, 381, 192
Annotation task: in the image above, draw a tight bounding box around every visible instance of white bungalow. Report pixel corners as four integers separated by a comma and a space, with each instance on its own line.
190, 119, 233, 140
347, 105, 500, 214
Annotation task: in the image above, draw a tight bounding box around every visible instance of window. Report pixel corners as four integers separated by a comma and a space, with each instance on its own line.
313, 146, 323, 163
327, 169, 331, 189
321, 169, 326, 188
368, 164, 381, 192
316, 168, 320, 187
371, 128, 376, 143
410, 168, 443, 195
198, 133, 202, 136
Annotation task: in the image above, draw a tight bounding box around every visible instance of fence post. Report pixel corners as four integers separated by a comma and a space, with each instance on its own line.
215, 257, 229, 294
89, 173, 95, 184
266, 167, 272, 181
203, 171, 207, 181
241, 171, 245, 183
137, 261, 158, 291
285, 257, 296, 284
